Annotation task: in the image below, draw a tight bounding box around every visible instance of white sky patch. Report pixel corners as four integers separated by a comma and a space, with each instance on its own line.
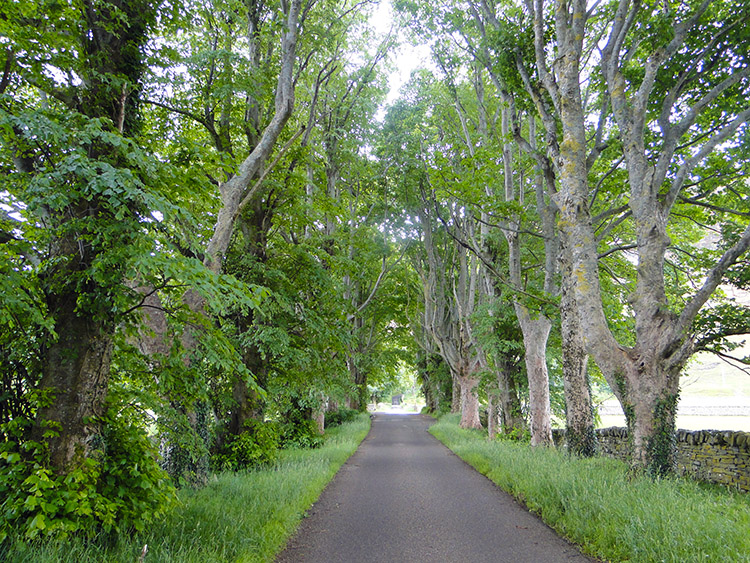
370, 0, 432, 111
1, 191, 28, 222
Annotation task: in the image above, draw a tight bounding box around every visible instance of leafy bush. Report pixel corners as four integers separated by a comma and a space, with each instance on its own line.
0, 410, 175, 543
213, 419, 280, 471
325, 407, 358, 428
279, 417, 323, 449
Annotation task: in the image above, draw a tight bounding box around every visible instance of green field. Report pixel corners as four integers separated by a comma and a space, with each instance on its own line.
681, 350, 750, 398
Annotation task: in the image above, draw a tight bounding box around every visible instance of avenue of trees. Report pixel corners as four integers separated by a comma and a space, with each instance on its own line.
1, 0, 749, 543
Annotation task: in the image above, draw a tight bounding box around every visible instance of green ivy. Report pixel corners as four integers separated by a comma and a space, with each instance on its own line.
325, 407, 358, 427
646, 392, 679, 478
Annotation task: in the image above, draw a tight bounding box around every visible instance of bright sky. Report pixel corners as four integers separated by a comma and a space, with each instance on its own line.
370, 0, 432, 107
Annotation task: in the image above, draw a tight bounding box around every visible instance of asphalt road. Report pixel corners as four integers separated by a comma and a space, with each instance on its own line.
276, 413, 594, 563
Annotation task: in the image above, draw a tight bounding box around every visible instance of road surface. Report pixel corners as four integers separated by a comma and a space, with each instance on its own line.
276, 413, 594, 562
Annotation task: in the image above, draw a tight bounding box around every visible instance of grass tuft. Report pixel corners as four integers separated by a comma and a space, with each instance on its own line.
431, 414, 750, 563
2, 414, 371, 563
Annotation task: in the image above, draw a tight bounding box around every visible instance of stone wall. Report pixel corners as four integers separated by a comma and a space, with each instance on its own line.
552, 427, 750, 491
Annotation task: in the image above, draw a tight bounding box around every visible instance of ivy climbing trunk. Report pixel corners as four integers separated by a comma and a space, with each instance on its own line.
522, 0, 750, 474
496, 359, 525, 436
35, 291, 114, 470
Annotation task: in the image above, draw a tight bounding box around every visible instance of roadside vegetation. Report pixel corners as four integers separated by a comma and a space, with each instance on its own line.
431, 414, 750, 563
1, 414, 370, 563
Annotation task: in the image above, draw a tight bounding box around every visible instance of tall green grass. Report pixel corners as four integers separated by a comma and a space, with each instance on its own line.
431, 414, 750, 563
3, 414, 370, 563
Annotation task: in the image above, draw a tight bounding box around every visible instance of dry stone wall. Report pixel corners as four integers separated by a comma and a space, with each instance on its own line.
553, 427, 750, 491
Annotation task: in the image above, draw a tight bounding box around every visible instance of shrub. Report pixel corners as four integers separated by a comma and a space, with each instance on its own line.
212, 419, 280, 471
0, 409, 175, 543
325, 407, 358, 428
279, 417, 323, 449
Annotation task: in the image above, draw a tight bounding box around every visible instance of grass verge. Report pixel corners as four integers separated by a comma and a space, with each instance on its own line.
430, 414, 750, 563
3, 413, 371, 563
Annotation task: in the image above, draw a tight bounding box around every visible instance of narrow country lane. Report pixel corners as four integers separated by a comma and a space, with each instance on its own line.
276, 413, 594, 563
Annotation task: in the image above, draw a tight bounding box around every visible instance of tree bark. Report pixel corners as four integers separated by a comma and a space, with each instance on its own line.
515, 305, 553, 446
229, 344, 267, 436
496, 359, 525, 436
559, 241, 597, 456
25, 0, 152, 473
487, 392, 498, 439
33, 301, 113, 470
457, 373, 481, 429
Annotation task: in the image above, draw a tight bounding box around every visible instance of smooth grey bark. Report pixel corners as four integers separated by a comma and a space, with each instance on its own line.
203, 0, 301, 275
440, 65, 556, 442
514, 305, 552, 446
462, 0, 598, 448
501, 109, 554, 446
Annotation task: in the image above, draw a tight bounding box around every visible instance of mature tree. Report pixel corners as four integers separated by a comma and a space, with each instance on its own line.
394, 0, 598, 449
0, 0, 163, 471
520, 0, 750, 473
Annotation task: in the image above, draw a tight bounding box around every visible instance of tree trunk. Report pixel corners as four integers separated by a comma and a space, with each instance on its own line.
313, 401, 325, 435
203, 0, 301, 275
451, 372, 461, 414
229, 345, 266, 435
487, 392, 499, 439
619, 352, 681, 475
497, 361, 525, 436
559, 243, 597, 456
515, 305, 552, 446
347, 357, 368, 412
32, 302, 113, 471
457, 374, 481, 429
27, 0, 151, 473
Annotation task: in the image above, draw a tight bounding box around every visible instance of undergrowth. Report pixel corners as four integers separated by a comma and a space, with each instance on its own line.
2, 413, 371, 563
431, 414, 750, 563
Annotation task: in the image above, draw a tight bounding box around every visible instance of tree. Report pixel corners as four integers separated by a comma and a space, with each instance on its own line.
522, 0, 750, 473
1, 0, 162, 471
